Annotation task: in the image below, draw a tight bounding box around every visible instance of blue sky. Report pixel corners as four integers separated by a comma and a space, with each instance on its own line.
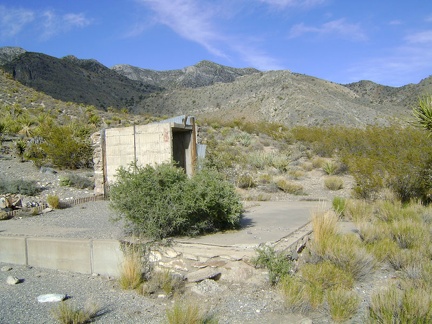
0, 0, 431, 86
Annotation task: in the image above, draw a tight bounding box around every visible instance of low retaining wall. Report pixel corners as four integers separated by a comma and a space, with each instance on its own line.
0, 236, 124, 277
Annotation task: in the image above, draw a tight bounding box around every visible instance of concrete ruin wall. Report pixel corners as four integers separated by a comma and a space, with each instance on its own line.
92, 123, 183, 196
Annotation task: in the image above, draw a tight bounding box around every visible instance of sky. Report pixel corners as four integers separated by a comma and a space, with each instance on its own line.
0, 0, 431, 87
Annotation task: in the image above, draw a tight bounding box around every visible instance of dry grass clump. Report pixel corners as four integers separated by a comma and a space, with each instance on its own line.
51, 301, 100, 324
324, 176, 344, 191
343, 199, 374, 222
326, 288, 360, 322
275, 178, 305, 195
311, 210, 338, 247
368, 284, 432, 323
166, 300, 217, 324
118, 248, 143, 290
309, 211, 375, 281
288, 169, 305, 180
47, 194, 60, 209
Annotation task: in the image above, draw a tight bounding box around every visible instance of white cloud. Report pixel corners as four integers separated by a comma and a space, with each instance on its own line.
289, 18, 367, 41
345, 31, 432, 86
40, 10, 92, 40
136, 0, 283, 70
405, 30, 432, 44
0, 5, 34, 39
137, 0, 226, 57
258, 0, 325, 8
0, 5, 91, 41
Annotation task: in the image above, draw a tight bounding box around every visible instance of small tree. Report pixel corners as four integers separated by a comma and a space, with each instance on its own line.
109, 163, 242, 240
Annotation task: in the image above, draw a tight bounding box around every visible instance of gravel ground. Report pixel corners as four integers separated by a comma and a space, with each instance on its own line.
0, 262, 316, 324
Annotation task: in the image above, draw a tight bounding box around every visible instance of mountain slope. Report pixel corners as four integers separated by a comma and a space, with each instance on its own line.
1, 51, 161, 110
112, 60, 260, 90
134, 71, 410, 127
0, 47, 428, 127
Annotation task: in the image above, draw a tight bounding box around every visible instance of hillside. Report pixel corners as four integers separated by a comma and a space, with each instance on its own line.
112, 60, 260, 90
1, 46, 431, 127
0, 50, 161, 111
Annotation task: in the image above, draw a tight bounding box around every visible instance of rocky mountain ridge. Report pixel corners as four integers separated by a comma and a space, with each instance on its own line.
1, 46, 431, 127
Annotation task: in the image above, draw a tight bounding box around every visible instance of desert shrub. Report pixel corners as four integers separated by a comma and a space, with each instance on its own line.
59, 173, 94, 189
30, 123, 93, 169
0, 179, 40, 196
252, 245, 292, 285
322, 161, 338, 175
47, 195, 60, 209
51, 301, 100, 324
275, 179, 304, 195
110, 163, 242, 240
236, 173, 256, 189
292, 125, 432, 202
324, 176, 343, 191
327, 288, 360, 322
141, 270, 184, 296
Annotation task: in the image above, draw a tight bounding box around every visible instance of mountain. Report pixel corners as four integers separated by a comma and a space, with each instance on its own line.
1, 46, 430, 127
112, 60, 260, 90
0, 49, 161, 110
0, 47, 26, 65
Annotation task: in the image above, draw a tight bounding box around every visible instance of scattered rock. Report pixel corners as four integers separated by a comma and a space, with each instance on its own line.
37, 294, 67, 303
192, 259, 227, 269
159, 259, 188, 272
190, 279, 225, 296
186, 268, 221, 283
6, 276, 20, 285
1, 266, 12, 272
40, 166, 57, 174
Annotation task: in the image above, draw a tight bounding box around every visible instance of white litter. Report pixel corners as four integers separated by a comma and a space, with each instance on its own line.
37, 294, 66, 303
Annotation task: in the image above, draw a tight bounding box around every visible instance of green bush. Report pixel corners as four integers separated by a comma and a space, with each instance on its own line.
293, 125, 432, 202
59, 174, 94, 189
109, 163, 242, 240
0, 179, 40, 195
27, 122, 94, 169
252, 245, 292, 285
332, 197, 346, 216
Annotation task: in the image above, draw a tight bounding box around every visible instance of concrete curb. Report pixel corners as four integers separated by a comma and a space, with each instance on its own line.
0, 236, 124, 277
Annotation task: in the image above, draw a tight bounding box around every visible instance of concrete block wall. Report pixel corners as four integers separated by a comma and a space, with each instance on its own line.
0, 236, 124, 277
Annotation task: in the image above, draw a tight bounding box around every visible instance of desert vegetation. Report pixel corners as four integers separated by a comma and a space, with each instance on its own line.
109, 162, 242, 239
3, 65, 432, 322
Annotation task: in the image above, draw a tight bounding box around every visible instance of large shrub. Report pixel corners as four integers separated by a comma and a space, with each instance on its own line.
109, 163, 242, 239
25, 122, 93, 169
292, 125, 432, 202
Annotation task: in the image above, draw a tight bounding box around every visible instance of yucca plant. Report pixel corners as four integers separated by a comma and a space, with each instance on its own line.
413, 95, 432, 134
